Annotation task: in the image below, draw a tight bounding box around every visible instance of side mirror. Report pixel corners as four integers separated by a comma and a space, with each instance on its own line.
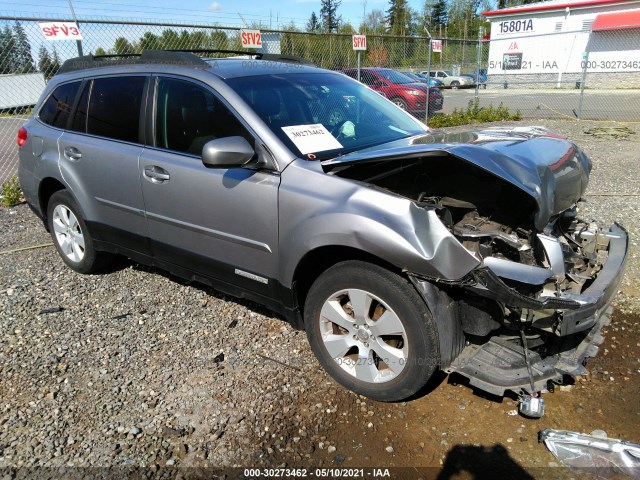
202, 136, 255, 168
372, 79, 385, 87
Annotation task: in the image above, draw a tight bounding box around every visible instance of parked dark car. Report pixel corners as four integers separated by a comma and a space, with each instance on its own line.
342, 67, 443, 116
470, 68, 488, 88
402, 71, 445, 89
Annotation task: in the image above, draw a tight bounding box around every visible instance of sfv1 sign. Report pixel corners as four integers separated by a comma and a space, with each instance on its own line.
39, 22, 83, 41
241, 29, 262, 49
352, 35, 367, 51
432, 39, 442, 53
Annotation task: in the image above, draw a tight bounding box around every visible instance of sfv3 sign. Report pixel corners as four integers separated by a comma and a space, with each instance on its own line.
39, 22, 83, 41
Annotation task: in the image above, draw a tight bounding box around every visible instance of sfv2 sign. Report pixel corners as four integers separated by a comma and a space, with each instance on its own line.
432, 39, 442, 53
39, 22, 83, 41
241, 30, 262, 49
352, 35, 367, 51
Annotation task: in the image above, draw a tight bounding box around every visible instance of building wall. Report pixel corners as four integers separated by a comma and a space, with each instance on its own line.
0, 73, 47, 109
486, 2, 640, 83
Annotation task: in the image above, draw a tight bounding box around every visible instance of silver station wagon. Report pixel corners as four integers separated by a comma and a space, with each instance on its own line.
18, 50, 628, 416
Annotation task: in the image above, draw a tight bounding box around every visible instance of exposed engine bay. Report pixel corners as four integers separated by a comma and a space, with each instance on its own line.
329, 150, 627, 405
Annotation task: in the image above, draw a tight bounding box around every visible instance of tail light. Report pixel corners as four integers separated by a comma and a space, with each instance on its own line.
17, 127, 28, 147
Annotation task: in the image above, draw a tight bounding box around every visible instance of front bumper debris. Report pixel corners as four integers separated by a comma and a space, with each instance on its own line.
444, 305, 612, 396
468, 223, 628, 337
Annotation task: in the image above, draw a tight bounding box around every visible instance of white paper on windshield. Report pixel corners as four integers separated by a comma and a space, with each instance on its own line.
281, 124, 343, 155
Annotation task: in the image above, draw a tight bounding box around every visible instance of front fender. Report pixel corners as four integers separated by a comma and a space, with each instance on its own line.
278, 160, 480, 287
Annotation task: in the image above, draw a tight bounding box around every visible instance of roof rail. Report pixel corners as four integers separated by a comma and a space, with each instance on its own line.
57, 49, 314, 74
58, 50, 209, 74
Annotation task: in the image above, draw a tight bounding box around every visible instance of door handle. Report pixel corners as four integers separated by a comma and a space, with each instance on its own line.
143, 165, 170, 183
63, 146, 82, 161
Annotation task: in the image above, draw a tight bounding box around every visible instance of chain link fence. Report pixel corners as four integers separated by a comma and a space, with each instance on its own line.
1, 16, 639, 185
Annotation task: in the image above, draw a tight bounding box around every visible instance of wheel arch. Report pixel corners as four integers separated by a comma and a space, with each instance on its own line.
291, 246, 468, 369
38, 177, 67, 228
291, 245, 401, 325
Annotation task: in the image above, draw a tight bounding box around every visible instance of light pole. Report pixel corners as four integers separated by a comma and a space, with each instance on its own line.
67, 0, 83, 56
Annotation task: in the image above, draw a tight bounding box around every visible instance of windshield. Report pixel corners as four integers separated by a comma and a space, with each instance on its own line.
227, 72, 427, 160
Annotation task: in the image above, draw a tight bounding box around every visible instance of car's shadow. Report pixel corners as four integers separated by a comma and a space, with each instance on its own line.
437, 444, 535, 480
107, 256, 279, 320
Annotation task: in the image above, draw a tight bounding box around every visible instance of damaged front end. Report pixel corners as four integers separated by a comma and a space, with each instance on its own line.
325, 127, 629, 404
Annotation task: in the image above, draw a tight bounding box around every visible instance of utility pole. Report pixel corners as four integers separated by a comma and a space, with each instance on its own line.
67, 0, 83, 56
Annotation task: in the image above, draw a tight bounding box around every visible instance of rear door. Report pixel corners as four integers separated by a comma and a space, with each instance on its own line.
139, 75, 280, 298
57, 75, 150, 255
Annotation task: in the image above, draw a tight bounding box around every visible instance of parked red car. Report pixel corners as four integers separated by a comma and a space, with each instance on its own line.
342, 67, 443, 117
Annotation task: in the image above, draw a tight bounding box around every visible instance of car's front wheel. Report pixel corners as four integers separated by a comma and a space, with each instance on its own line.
450, 81, 460, 89
47, 190, 109, 273
305, 261, 440, 402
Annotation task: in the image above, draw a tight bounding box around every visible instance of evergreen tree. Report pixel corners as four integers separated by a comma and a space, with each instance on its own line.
38, 45, 54, 78
386, 0, 412, 35
320, 0, 342, 33
306, 12, 321, 32
0, 25, 17, 74
431, 0, 448, 26
13, 21, 35, 73
51, 47, 61, 75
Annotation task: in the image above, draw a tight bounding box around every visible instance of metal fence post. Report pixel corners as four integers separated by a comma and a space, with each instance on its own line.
475, 26, 483, 100
357, 50, 361, 82
425, 36, 432, 124
577, 33, 591, 120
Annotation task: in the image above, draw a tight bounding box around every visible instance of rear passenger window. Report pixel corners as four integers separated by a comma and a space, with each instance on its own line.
39, 81, 81, 129
87, 76, 145, 143
155, 77, 249, 155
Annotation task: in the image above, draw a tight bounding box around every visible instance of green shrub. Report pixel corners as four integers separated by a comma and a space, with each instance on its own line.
428, 98, 521, 128
1, 176, 23, 207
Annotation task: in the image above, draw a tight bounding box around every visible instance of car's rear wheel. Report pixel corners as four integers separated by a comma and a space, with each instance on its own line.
391, 97, 408, 110
47, 190, 109, 273
450, 81, 460, 90
304, 261, 440, 402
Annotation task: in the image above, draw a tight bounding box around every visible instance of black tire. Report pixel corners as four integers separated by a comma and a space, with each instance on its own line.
304, 261, 440, 402
47, 190, 109, 274
450, 81, 460, 90
391, 97, 408, 110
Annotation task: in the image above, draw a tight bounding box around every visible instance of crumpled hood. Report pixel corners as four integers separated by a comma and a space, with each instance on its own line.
323, 126, 592, 231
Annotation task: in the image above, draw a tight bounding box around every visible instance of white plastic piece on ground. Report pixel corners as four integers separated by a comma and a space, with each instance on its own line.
540, 428, 640, 479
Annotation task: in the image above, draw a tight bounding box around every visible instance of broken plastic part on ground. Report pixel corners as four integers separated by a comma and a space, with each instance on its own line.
540, 428, 640, 479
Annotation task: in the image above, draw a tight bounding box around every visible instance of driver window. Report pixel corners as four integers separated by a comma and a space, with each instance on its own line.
155, 77, 250, 155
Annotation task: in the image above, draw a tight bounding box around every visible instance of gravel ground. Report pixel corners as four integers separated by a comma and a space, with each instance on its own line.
1, 119, 638, 478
